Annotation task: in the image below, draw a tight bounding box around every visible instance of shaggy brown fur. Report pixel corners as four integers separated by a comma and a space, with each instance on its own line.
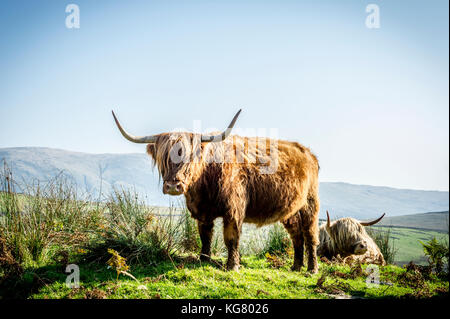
318, 216, 385, 265
146, 133, 320, 272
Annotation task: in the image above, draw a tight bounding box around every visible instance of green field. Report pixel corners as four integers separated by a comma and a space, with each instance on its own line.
370, 227, 449, 266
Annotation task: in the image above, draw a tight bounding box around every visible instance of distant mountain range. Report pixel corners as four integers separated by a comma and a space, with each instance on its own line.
1, 147, 448, 220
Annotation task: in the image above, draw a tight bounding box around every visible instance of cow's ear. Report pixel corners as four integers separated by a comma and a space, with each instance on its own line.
146, 144, 156, 159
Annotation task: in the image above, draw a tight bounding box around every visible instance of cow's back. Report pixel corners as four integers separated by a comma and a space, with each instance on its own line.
241, 139, 319, 225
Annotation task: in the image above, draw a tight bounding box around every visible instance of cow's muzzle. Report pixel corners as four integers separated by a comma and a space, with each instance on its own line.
353, 241, 368, 255
163, 181, 184, 196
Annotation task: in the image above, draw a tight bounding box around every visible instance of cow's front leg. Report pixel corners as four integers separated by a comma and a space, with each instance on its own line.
301, 197, 320, 274
223, 217, 242, 271
198, 220, 214, 261
282, 212, 304, 271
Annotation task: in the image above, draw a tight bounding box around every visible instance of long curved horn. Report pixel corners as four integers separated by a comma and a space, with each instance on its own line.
326, 210, 331, 229
201, 109, 242, 142
112, 111, 157, 144
360, 213, 386, 226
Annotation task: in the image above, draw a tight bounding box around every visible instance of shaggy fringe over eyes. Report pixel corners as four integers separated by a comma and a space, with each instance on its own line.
325, 218, 366, 255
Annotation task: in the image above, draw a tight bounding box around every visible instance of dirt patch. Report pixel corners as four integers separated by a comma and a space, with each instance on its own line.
265, 253, 286, 269
397, 262, 430, 289
84, 288, 108, 299
315, 273, 354, 297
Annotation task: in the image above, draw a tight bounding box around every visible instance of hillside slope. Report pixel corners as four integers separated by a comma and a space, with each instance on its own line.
374, 211, 449, 232
1, 147, 448, 219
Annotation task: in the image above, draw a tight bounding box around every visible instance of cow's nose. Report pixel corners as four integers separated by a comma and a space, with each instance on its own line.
163, 181, 183, 195
355, 242, 368, 254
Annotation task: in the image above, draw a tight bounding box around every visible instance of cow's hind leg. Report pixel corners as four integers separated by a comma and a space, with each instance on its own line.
282, 213, 304, 271
198, 220, 214, 261
301, 196, 320, 273
223, 217, 242, 271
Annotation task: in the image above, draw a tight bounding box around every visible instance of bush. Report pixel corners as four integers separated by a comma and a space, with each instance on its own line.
421, 237, 449, 275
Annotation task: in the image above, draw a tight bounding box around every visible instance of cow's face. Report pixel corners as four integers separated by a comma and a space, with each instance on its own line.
326, 218, 368, 256
111, 109, 242, 196
147, 133, 202, 196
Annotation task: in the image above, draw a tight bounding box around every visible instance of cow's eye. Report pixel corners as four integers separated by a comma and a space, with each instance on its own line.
178, 149, 183, 157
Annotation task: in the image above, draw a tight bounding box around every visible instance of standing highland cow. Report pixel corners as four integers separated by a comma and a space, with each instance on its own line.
112, 109, 321, 272
318, 211, 386, 265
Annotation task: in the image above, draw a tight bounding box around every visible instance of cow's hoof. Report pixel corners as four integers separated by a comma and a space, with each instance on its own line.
307, 267, 319, 274
226, 264, 240, 271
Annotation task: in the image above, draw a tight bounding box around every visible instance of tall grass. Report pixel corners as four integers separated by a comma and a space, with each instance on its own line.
0, 162, 218, 270
86, 188, 185, 264
179, 208, 200, 254
367, 226, 398, 264
259, 223, 292, 256
0, 163, 102, 266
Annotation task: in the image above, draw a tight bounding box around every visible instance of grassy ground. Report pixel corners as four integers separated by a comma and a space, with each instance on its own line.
1, 255, 447, 300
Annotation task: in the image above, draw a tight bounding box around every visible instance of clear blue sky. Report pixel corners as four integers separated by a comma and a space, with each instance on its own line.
0, 0, 448, 191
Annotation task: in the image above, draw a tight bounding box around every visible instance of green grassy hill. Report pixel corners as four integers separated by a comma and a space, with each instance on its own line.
369, 227, 449, 266
374, 211, 449, 232
368, 211, 449, 265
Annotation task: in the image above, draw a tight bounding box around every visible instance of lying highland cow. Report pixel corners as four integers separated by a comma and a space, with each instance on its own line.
318, 211, 386, 265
